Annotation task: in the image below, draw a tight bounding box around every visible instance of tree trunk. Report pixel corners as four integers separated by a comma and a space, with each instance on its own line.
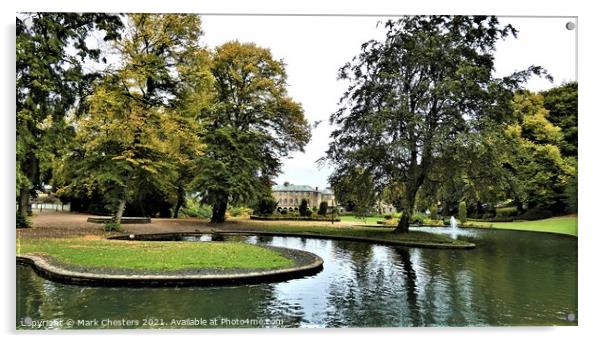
394, 189, 417, 234
173, 185, 185, 218
113, 198, 127, 224
395, 212, 411, 233
18, 185, 30, 218
211, 197, 228, 223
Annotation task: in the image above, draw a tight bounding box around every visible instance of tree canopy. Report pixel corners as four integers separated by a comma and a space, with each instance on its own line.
16, 13, 123, 217
323, 16, 549, 233
193, 41, 311, 223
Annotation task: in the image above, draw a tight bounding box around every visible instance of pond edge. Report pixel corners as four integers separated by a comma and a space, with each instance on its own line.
16, 245, 324, 288
109, 230, 476, 249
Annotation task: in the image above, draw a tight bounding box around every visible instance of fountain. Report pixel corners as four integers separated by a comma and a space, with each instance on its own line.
450, 216, 458, 239
450, 216, 457, 230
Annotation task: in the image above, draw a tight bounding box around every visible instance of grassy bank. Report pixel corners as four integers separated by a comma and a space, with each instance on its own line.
466, 215, 577, 236
226, 221, 474, 248
17, 237, 294, 271
339, 215, 386, 224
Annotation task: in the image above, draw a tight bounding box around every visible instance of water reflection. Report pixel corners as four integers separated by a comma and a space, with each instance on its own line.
17, 228, 577, 329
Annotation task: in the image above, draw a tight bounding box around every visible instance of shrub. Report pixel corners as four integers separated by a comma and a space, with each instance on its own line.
181, 199, 213, 219
280, 209, 288, 215
424, 219, 444, 226
306, 209, 312, 217
384, 214, 393, 220
16, 212, 31, 228
228, 207, 253, 217
411, 212, 426, 225
103, 220, 121, 231
496, 206, 518, 218
318, 201, 328, 216
429, 205, 438, 220
253, 197, 279, 216
458, 201, 467, 224
299, 199, 311, 216
517, 208, 553, 221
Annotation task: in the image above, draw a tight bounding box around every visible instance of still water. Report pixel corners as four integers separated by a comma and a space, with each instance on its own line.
16, 227, 577, 328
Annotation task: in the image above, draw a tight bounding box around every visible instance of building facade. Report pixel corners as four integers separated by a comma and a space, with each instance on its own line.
272, 182, 335, 210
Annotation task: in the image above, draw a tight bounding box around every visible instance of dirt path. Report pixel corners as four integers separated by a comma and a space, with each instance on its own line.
19, 211, 351, 239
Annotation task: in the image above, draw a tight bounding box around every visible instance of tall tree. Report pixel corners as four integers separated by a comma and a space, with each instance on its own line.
324, 16, 548, 233
16, 13, 123, 219
542, 82, 578, 157
55, 14, 210, 223
194, 41, 311, 223
502, 91, 576, 212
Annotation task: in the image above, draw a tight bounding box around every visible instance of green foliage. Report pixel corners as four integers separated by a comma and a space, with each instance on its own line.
194, 41, 311, 223
318, 201, 328, 216
517, 208, 553, 221
16, 13, 123, 216
503, 91, 576, 212
103, 220, 121, 232
54, 14, 209, 221
542, 82, 578, 157
411, 213, 427, 225
254, 197, 279, 216
323, 16, 547, 233
16, 212, 31, 228
496, 207, 519, 218
458, 201, 467, 224
429, 205, 439, 220
384, 214, 393, 220
565, 172, 578, 212
181, 198, 213, 218
228, 207, 253, 217
299, 199, 311, 216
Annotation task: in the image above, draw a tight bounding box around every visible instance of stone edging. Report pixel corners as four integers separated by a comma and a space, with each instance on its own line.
110, 230, 475, 249
16, 246, 323, 287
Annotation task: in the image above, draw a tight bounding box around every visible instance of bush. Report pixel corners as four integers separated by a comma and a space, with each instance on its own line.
181, 199, 213, 218
228, 207, 253, 217
280, 209, 288, 215
458, 201, 467, 224
517, 208, 553, 221
424, 219, 444, 226
384, 214, 393, 220
253, 197, 279, 216
411, 212, 426, 225
496, 206, 518, 218
299, 199, 311, 216
318, 201, 328, 216
16, 212, 31, 228
429, 205, 438, 220
103, 220, 121, 231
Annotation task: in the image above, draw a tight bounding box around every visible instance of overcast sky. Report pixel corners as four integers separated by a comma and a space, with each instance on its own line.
124, 15, 570, 190
200, 16, 576, 189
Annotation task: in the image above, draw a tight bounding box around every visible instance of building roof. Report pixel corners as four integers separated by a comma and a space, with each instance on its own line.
272, 184, 315, 192
272, 183, 335, 195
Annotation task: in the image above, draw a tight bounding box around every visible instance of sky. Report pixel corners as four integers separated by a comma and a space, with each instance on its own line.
200, 15, 577, 190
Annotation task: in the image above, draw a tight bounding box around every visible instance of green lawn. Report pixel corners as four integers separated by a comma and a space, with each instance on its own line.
340, 215, 387, 224
17, 238, 294, 271
466, 215, 577, 236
